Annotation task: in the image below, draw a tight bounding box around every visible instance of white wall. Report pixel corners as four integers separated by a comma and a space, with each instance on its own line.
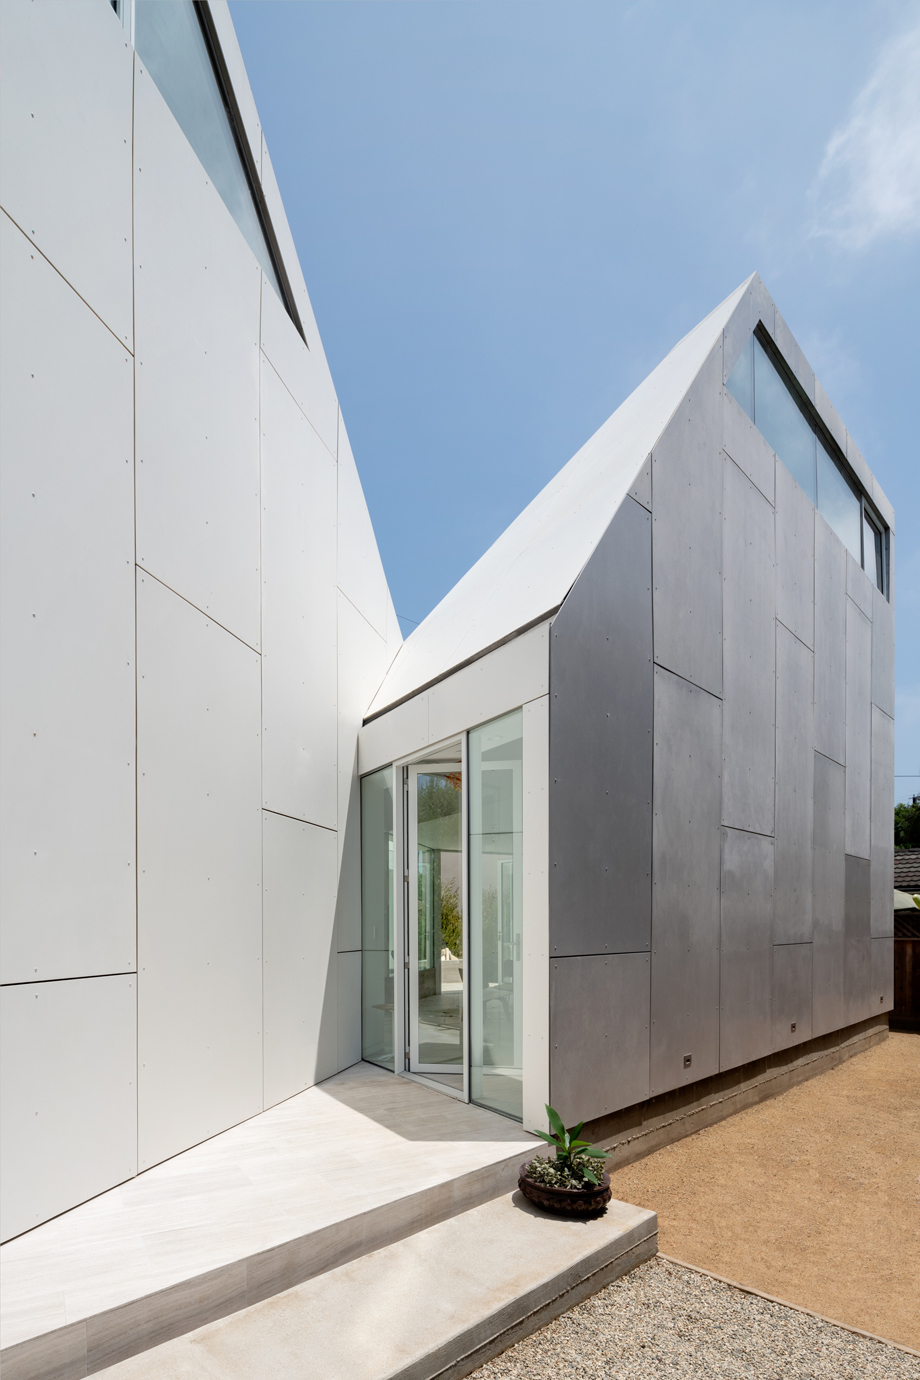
0, 1, 398, 1237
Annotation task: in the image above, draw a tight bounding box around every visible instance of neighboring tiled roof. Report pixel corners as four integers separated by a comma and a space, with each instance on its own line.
894, 849, 920, 891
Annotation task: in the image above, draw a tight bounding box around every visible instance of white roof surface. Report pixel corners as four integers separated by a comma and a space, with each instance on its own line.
367, 276, 753, 718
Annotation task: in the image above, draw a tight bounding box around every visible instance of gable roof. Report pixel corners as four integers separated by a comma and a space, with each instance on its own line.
366, 274, 753, 719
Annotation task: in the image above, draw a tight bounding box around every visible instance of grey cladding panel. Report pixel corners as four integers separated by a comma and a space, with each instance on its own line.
813, 515, 847, 767
722, 389, 774, 504
845, 599, 871, 860
871, 936, 893, 1012
652, 344, 723, 697
650, 668, 722, 1096
846, 552, 873, 620
549, 954, 650, 1126
722, 274, 775, 381
845, 854, 871, 1025
721, 458, 775, 836
628, 454, 651, 512
719, 827, 773, 1072
549, 496, 653, 957
812, 752, 845, 1036
870, 706, 894, 939
775, 461, 814, 650
772, 944, 813, 1051
773, 625, 814, 944
871, 585, 894, 719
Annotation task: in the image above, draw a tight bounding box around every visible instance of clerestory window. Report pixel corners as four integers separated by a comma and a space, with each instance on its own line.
727, 328, 888, 596
112, 0, 303, 339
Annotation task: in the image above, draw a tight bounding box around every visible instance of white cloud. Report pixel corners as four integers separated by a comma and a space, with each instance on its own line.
809, 20, 920, 249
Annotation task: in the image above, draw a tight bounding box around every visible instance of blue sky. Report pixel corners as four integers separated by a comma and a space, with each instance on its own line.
230, 0, 919, 804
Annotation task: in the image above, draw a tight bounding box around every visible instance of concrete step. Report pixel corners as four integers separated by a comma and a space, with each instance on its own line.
0, 1065, 536, 1380
97, 1192, 658, 1380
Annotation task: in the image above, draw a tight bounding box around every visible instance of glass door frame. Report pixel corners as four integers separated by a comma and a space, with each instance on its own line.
396, 735, 470, 1104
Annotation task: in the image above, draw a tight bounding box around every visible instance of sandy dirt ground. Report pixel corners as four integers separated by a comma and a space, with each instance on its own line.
607, 1031, 920, 1351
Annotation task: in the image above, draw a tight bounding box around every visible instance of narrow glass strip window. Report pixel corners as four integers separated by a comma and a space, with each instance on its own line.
753, 336, 816, 502
726, 334, 754, 419
816, 435, 861, 561
134, 0, 282, 297
863, 512, 885, 593
469, 709, 523, 1122
361, 768, 395, 1070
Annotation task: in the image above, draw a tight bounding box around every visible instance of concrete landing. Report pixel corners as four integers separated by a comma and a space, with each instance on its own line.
97, 1192, 658, 1380
0, 1064, 536, 1380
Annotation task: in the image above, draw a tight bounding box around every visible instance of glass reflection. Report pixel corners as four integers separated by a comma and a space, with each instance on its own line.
470, 710, 523, 1121
361, 769, 394, 1069
414, 770, 464, 1082
753, 336, 816, 502
817, 436, 861, 561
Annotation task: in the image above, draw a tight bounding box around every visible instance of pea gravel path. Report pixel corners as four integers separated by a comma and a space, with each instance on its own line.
472, 1257, 920, 1380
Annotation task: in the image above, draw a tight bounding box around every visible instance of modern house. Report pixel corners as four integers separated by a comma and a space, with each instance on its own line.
1, 0, 895, 1274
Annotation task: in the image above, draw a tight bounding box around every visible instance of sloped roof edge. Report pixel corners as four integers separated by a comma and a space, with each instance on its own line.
367, 275, 755, 719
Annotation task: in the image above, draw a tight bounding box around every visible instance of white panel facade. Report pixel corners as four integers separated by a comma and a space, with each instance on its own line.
774, 460, 815, 650
262, 812, 338, 1108
869, 706, 895, 939
337, 423, 389, 638
0, 216, 136, 984
427, 622, 549, 744
722, 387, 774, 504
137, 576, 262, 1170
337, 950, 363, 1072
0, 0, 134, 346
261, 358, 337, 828
134, 64, 262, 649
0, 976, 136, 1243
845, 551, 873, 620
845, 597, 872, 860
336, 593, 388, 957
259, 270, 338, 458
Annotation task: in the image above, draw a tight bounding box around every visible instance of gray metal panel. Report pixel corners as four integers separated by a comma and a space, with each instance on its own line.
845, 598, 872, 860
814, 379, 847, 457
773, 625, 814, 943
650, 667, 722, 1096
549, 953, 650, 1126
719, 827, 773, 1072
870, 936, 894, 1013
774, 307, 815, 403
772, 944, 813, 1051
775, 460, 815, 650
870, 585, 894, 718
722, 390, 774, 504
870, 706, 895, 939
813, 514, 847, 767
812, 752, 846, 1036
845, 551, 873, 620
722, 272, 775, 381
721, 457, 775, 835
652, 344, 724, 697
549, 496, 653, 956
628, 454, 651, 512
844, 854, 871, 1025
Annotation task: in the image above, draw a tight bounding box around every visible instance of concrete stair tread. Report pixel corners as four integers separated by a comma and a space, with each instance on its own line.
97, 1192, 658, 1380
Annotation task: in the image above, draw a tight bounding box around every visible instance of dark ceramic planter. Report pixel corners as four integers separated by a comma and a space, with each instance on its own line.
518, 1163, 612, 1216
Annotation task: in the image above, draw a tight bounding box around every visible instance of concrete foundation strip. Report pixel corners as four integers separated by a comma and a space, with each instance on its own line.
658, 1254, 920, 1359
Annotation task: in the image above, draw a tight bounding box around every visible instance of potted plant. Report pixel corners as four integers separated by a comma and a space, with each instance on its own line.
519, 1105, 612, 1216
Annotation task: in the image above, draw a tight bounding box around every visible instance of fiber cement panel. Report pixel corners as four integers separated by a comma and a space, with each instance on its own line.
721, 457, 775, 836
722, 390, 774, 504
844, 854, 871, 1026
550, 954, 650, 1125
719, 827, 773, 1072
549, 497, 652, 957
650, 668, 722, 1096
812, 752, 846, 1037
870, 936, 894, 1013
845, 598, 872, 860
652, 344, 723, 697
870, 584, 894, 719
773, 625, 814, 944
813, 514, 847, 768
775, 460, 814, 650
772, 943, 813, 1051
869, 706, 894, 939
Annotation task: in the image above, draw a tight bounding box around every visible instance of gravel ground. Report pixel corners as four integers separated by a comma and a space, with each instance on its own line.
473, 1257, 920, 1380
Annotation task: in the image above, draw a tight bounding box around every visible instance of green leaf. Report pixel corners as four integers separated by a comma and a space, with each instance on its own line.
582, 1168, 599, 1185
546, 1105, 566, 1139
569, 1120, 585, 1141
532, 1130, 559, 1148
